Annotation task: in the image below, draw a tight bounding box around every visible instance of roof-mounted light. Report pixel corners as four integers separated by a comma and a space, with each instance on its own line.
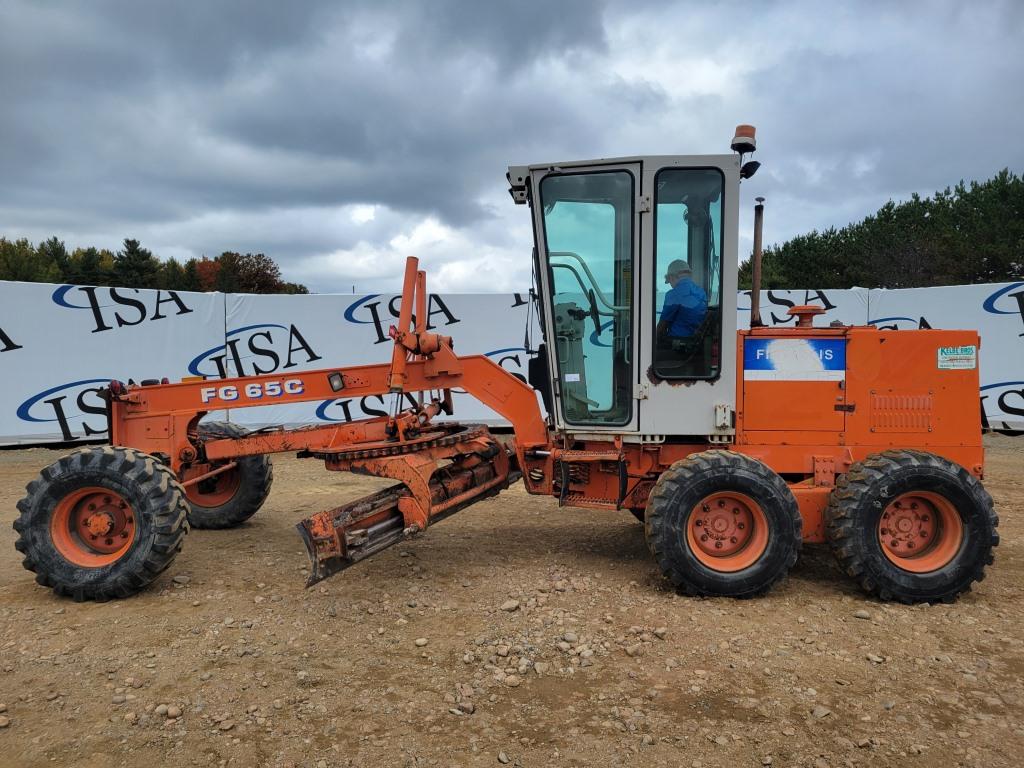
731, 124, 757, 155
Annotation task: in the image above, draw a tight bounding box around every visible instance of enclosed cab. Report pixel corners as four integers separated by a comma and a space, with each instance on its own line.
509, 155, 740, 440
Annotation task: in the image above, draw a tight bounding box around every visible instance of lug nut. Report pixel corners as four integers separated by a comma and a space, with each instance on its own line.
732, 508, 740, 515
715, 541, 722, 549
701, 534, 708, 542
737, 523, 745, 530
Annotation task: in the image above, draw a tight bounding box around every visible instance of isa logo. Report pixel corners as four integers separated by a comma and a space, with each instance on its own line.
982, 282, 1024, 336
980, 381, 1024, 436
0, 324, 22, 353
17, 378, 110, 441
744, 338, 846, 381
52, 285, 193, 333
344, 294, 460, 345
188, 324, 321, 378
868, 316, 932, 330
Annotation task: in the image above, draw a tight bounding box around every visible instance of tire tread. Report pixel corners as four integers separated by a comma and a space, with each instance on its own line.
824, 450, 997, 604
185, 421, 273, 530
13, 446, 189, 601
645, 450, 802, 599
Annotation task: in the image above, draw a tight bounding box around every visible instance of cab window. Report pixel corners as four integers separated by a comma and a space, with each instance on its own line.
653, 168, 724, 379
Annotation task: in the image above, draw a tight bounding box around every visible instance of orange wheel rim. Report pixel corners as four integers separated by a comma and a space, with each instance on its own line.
50, 487, 136, 567
878, 492, 963, 573
686, 492, 769, 572
183, 463, 241, 507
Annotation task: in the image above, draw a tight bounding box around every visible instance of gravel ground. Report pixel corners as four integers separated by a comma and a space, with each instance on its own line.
0, 436, 1022, 768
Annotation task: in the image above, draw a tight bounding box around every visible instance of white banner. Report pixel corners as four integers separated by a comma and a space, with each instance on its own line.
0, 282, 225, 444
1, 279, 1022, 445
738, 287, 871, 329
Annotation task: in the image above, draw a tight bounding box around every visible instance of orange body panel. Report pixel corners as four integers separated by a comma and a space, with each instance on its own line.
742, 380, 846, 432
737, 326, 984, 459
733, 326, 983, 542
534, 325, 984, 544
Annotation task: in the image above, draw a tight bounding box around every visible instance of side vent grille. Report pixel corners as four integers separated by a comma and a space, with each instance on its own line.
870, 393, 933, 433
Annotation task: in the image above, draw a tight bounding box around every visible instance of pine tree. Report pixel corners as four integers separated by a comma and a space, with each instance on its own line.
67, 247, 108, 285
214, 252, 243, 293
740, 169, 1024, 289
113, 239, 160, 289
0, 238, 61, 282
37, 236, 69, 280
156, 257, 186, 290
182, 259, 202, 291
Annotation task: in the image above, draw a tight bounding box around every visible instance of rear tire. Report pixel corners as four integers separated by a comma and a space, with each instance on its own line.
644, 450, 801, 598
183, 421, 273, 530
825, 450, 998, 603
13, 446, 188, 601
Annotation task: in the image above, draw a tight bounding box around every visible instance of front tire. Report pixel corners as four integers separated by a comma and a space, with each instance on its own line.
825, 450, 998, 603
645, 450, 802, 598
13, 447, 188, 601
182, 421, 273, 529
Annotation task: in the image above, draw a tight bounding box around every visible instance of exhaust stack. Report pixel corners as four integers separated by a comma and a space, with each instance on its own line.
750, 196, 766, 328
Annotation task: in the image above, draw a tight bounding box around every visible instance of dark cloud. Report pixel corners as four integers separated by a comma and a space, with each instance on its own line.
0, 0, 609, 230
0, 0, 1021, 292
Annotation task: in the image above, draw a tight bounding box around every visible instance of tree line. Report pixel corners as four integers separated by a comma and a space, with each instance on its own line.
739, 169, 1024, 289
0, 237, 309, 294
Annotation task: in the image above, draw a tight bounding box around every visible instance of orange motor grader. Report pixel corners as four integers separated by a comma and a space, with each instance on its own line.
14, 126, 997, 603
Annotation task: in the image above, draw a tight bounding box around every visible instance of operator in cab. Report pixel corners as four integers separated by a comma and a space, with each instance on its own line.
657, 259, 707, 340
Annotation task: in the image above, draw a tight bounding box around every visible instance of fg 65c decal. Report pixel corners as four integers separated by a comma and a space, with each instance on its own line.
200, 378, 305, 404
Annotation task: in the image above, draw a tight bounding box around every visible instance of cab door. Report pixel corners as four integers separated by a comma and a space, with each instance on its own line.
637, 157, 740, 438
531, 163, 641, 433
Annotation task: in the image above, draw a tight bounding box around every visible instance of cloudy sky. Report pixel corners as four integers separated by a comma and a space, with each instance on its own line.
1, 0, 1021, 292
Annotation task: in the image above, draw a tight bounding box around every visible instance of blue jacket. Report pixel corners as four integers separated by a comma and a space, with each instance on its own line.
662, 278, 708, 337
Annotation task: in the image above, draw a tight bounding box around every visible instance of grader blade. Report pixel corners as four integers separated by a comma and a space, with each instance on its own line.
296, 428, 517, 586
297, 484, 409, 586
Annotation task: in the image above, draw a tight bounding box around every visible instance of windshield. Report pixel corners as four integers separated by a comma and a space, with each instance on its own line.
540, 170, 634, 426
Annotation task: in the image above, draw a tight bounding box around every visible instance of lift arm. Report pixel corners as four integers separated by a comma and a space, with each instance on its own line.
108, 257, 549, 473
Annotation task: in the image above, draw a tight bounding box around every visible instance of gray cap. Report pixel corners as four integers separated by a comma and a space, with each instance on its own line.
666, 259, 692, 275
